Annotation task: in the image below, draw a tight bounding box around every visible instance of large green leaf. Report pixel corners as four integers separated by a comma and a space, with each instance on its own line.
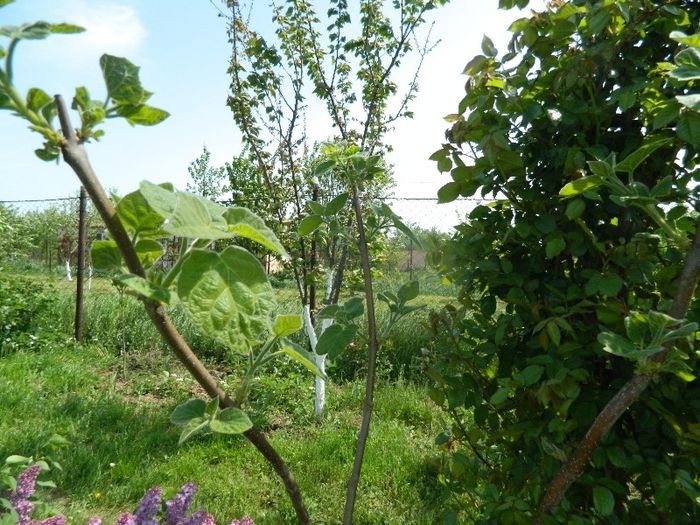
100, 54, 148, 105
164, 192, 228, 239
316, 324, 357, 359
223, 207, 287, 256
677, 94, 700, 112
177, 418, 209, 445
615, 137, 672, 174
91, 240, 122, 271
281, 341, 326, 379
273, 314, 302, 337
117, 188, 167, 239
177, 246, 275, 353
170, 399, 207, 425
670, 48, 700, 81
398, 280, 419, 302
298, 215, 323, 236
209, 407, 252, 434
325, 193, 349, 215
139, 181, 177, 218
677, 112, 700, 147
116, 104, 170, 126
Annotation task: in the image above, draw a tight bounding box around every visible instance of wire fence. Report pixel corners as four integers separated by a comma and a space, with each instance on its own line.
0, 193, 489, 279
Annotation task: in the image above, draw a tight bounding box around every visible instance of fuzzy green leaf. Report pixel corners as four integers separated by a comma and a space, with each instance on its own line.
210, 407, 252, 434
170, 399, 207, 425
91, 240, 123, 271
177, 247, 275, 353
100, 54, 148, 105
223, 207, 287, 256
560, 176, 603, 197
316, 324, 357, 359
298, 215, 323, 236
282, 341, 326, 379
273, 314, 303, 337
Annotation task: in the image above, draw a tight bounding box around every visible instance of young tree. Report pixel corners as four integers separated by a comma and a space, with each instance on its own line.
186, 145, 227, 200
429, 1, 700, 523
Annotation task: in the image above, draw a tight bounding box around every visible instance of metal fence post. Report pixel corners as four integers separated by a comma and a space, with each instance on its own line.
75, 187, 87, 341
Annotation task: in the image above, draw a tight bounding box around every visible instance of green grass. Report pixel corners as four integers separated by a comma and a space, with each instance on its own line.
0, 344, 448, 524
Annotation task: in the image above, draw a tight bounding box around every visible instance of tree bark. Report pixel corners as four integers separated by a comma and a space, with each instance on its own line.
342, 184, 380, 525
54, 95, 311, 525
536, 219, 700, 522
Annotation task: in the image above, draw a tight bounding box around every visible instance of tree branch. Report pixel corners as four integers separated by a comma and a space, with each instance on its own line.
54, 94, 312, 525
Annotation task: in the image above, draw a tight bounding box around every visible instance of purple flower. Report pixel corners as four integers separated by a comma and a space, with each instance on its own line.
86, 518, 102, 525
229, 517, 254, 525
115, 513, 137, 525
165, 482, 197, 525
12, 498, 34, 525
181, 510, 214, 525
134, 487, 163, 525
14, 465, 42, 499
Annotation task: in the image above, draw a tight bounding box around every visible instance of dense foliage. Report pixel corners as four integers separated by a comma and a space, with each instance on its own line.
429, 1, 700, 523
0, 275, 56, 355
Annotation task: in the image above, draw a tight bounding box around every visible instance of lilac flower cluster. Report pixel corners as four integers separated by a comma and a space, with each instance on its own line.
1, 465, 254, 525
4, 464, 66, 525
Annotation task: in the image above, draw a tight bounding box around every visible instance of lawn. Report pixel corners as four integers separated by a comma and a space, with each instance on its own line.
0, 272, 454, 524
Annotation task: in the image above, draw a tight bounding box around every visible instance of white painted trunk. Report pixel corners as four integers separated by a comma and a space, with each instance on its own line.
65, 260, 72, 281
88, 265, 93, 290
304, 269, 337, 417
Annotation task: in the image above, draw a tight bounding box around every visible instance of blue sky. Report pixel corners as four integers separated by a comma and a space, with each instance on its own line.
0, 0, 542, 226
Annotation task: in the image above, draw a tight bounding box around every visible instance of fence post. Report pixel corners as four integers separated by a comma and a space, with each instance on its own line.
409, 238, 414, 281
75, 187, 87, 341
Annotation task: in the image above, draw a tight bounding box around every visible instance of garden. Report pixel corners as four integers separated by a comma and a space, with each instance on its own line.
1, 1, 700, 524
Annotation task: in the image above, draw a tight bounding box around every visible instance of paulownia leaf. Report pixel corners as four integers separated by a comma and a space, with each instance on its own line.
116, 104, 170, 126
177, 246, 275, 353
273, 314, 302, 337
117, 187, 167, 239
223, 207, 287, 256
298, 215, 323, 236
178, 418, 209, 445
91, 240, 122, 271
282, 341, 326, 379
209, 407, 252, 434
100, 54, 148, 105
316, 324, 357, 359
170, 399, 207, 425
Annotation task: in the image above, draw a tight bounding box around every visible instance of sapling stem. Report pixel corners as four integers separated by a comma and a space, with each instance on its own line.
54, 94, 312, 525
343, 183, 380, 525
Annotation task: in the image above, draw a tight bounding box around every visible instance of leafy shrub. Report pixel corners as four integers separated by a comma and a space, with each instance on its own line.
0, 275, 56, 355
428, 1, 700, 523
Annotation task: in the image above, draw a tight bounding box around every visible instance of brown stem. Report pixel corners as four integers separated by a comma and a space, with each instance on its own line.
54, 94, 311, 525
342, 184, 379, 525
536, 219, 700, 522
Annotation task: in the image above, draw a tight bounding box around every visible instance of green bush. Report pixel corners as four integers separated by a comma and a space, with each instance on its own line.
428, 1, 700, 523
0, 274, 57, 355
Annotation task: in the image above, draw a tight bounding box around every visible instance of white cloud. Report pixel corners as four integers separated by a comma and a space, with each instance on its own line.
70, 3, 146, 55
38, 1, 146, 64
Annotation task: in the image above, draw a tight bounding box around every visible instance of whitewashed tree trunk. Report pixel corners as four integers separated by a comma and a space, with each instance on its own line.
65, 260, 72, 281
88, 265, 93, 290
303, 269, 336, 417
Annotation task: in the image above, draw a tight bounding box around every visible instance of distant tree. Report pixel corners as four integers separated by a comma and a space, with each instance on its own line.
186, 146, 226, 200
